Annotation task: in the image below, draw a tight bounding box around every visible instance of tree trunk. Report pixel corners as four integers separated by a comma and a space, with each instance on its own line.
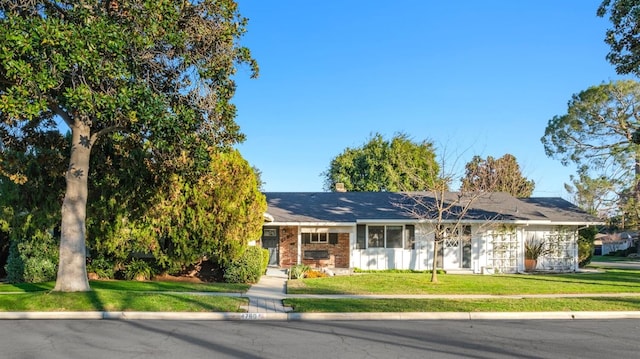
431, 239, 439, 283
53, 121, 91, 292
635, 151, 640, 231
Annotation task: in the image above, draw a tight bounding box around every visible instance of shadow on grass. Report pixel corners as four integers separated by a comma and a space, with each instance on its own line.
109, 291, 246, 312
89, 280, 248, 293
2, 282, 55, 292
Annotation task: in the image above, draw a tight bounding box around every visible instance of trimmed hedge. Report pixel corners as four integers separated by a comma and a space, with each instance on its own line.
223, 246, 269, 284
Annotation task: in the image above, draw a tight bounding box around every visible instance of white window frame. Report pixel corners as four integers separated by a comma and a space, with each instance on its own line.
366, 225, 406, 249
309, 232, 328, 243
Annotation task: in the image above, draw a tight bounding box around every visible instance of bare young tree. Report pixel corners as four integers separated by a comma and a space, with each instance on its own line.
395, 147, 489, 283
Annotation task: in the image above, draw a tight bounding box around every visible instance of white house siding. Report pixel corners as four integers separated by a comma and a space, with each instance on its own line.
351, 225, 479, 271
349, 223, 580, 273
351, 248, 431, 270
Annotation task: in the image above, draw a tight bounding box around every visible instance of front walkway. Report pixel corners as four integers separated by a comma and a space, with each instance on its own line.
241, 267, 291, 313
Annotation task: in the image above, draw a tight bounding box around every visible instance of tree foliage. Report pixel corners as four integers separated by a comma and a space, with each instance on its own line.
0, 132, 66, 282
0, 1, 257, 290
598, 0, 640, 76
135, 150, 266, 273
323, 133, 439, 192
460, 154, 535, 197
541, 80, 640, 228
564, 167, 616, 218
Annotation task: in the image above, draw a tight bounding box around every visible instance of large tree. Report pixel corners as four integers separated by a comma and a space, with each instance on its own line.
460, 154, 535, 197
598, 0, 640, 76
0, 1, 257, 291
323, 133, 439, 192
564, 167, 616, 218
541, 80, 640, 228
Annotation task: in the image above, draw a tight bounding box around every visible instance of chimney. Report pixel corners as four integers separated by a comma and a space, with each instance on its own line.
335, 182, 346, 192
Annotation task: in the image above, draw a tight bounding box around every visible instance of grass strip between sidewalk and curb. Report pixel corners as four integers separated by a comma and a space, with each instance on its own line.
283, 296, 640, 313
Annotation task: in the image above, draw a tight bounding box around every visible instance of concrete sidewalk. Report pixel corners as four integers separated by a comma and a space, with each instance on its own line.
240, 267, 291, 314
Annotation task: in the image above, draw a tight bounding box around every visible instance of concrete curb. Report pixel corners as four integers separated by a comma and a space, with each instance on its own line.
2, 311, 640, 321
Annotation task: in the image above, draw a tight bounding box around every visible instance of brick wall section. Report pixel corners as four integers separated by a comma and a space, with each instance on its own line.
278, 227, 350, 268
278, 226, 299, 267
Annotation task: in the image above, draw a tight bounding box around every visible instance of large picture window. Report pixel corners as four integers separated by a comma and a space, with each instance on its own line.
367, 225, 413, 249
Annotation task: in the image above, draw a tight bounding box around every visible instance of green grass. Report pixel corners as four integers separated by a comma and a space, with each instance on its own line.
0, 291, 247, 312
3, 268, 640, 313
287, 269, 640, 295
284, 297, 640, 313
0, 280, 249, 293
0, 280, 250, 312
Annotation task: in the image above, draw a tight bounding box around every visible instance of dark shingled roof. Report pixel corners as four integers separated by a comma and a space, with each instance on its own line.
264, 192, 602, 224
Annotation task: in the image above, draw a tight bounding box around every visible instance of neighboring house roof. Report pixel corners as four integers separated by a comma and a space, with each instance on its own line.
595, 232, 636, 244
264, 192, 602, 226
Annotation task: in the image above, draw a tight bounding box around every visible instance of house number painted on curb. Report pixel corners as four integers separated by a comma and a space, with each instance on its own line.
241, 313, 265, 320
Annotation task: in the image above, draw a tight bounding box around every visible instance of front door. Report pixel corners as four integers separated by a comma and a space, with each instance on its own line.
262, 237, 279, 266
443, 237, 460, 268
443, 226, 472, 269
262, 227, 279, 266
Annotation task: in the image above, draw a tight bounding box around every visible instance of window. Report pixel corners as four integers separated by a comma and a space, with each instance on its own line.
263, 228, 277, 237
386, 226, 403, 248
404, 225, 415, 250
356, 225, 366, 249
302, 232, 328, 243
367, 225, 412, 249
368, 226, 385, 248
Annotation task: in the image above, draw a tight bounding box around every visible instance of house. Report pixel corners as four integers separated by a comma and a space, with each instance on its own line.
260, 192, 602, 274
594, 232, 636, 256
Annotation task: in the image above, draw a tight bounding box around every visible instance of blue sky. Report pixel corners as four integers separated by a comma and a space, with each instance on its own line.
232, 0, 630, 198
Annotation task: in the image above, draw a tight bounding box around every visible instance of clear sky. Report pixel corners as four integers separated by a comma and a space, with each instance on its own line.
232, 0, 631, 198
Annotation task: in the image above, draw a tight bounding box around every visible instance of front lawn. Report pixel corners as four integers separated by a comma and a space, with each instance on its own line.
0, 280, 249, 312
287, 269, 640, 295
0, 280, 249, 293
0, 291, 247, 312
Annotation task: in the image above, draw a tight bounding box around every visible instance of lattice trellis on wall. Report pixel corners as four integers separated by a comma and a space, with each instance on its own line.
540, 230, 576, 271
489, 230, 518, 273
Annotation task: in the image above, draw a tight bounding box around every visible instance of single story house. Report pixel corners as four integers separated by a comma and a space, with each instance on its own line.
594, 232, 636, 255
260, 191, 602, 274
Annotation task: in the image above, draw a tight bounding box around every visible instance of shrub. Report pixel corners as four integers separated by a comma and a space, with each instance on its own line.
86, 256, 116, 279
625, 246, 638, 256
578, 227, 596, 268
123, 259, 155, 281
352, 268, 447, 274
223, 246, 264, 284
289, 264, 310, 279
261, 248, 270, 274
578, 240, 594, 267
5, 231, 59, 283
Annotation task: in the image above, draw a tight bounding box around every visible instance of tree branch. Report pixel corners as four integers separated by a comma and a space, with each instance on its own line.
47, 100, 73, 128
91, 125, 127, 144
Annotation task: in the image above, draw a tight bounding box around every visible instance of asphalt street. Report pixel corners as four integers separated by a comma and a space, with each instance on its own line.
0, 319, 638, 359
